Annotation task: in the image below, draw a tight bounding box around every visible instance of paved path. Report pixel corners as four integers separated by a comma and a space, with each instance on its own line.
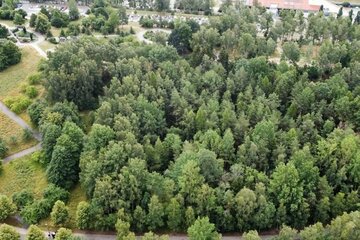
0, 101, 42, 163
136, 28, 171, 44
1, 22, 48, 58
13, 225, 275, 240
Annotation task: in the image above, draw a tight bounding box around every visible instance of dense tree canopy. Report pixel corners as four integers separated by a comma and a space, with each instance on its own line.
20, 3, 360, 237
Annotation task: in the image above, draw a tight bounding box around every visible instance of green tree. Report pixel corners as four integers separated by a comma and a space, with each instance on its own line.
13, 13, 25, 25
168, 22, 192, 54
51, 200, 69, 226
0, 40, 21, 71
282, 41, 300, 65
187, 217, 221, 240
147, 195, 164, 231
242, 230, 261, 240
166, 197, 183, 231
29, 14, 37, 27
115, 219, 135, 240
0, 195, 16, 221
270, 163, 309, 228
76, 201, 93, 230
0, 224, 20, 240
155, 0, 170, 11
68, 0, 80, 20
0, 138, 8, 158
26, 225, 46, 240
35, 13, 51, 34
191, 27, 220, 64
54, 228, 73, 240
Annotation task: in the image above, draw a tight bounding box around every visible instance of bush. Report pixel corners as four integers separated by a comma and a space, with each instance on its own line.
25, 86, 39, 98
43, 184, 70, 205
51, 200, 69, 226
28, 73, 42, 85
0, 224, 20, 240
31, 151, 46, 165
22, 128, 33, 142
48, 37, 58, 44
0, 138, 7, 158
0, 40, 21, 71
27, 100, 46, 126
3, 96, 32, 114
0, 24, 8, 38
21, 199, 52, 224
0, 195, 17, 221
26, 225, 46, 240
12, 190, 34, 210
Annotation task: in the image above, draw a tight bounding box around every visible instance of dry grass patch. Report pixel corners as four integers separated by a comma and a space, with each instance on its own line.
0, 112, 37, 156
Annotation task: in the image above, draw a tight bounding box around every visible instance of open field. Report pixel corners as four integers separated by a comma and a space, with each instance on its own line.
0, 112, 37, 156
0, 19, 15, 27
0, 46, 43, 100
0, 154, 47, 198
38, 40, 57, 52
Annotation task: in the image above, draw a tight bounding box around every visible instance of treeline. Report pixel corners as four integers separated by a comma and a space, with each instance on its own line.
15, 4, 360, 236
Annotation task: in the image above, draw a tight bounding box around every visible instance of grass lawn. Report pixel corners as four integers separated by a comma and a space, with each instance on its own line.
0, 112, 37, 156
0, 46, 43, 100
0, 154, 47, 198
38, 40, 57, 52
0, 20, 15, 27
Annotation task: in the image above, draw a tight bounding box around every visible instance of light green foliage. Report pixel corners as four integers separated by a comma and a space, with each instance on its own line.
26, 225, 46, 240
0, 195, 16, 221
187, 217, 221, 240
0, 224, 20, 240
51, 200, 69, 226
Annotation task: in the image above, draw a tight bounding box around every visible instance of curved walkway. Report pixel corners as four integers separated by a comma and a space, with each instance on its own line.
0, 101, 42, 163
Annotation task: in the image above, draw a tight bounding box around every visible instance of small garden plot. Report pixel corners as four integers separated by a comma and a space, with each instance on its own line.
12, 27, 37, 43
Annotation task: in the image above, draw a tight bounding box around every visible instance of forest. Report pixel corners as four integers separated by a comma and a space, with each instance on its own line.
0, 3, 360, 240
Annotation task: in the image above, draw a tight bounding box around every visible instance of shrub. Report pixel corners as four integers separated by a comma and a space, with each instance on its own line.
25, 86, 39, 98
22, 128, 33, 142
3, 96, 32, 114
51, 200, 69, 226
0, 40, 21, 71
0, 138, 7, 158
12, 190, 34, 210
21, 199, 52, 224
0, 195, 17, 221
0, 224, 20, 240
43, 184, 70, 205
28, 73, 42, 85
48, 37, 58, 44
31, 151, 46, 165
27, 100, 46, 126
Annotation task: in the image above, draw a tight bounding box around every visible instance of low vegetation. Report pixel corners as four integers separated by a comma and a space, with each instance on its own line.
0, 112, 37, 157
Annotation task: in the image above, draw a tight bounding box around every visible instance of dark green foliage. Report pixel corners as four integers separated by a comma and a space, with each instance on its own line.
27, 100, 46, 126
0, 24, 8, 38
0, 40, 21, 71
37, 6, 360, 235
12, 190, 34, 210
0, 138, 7, 158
